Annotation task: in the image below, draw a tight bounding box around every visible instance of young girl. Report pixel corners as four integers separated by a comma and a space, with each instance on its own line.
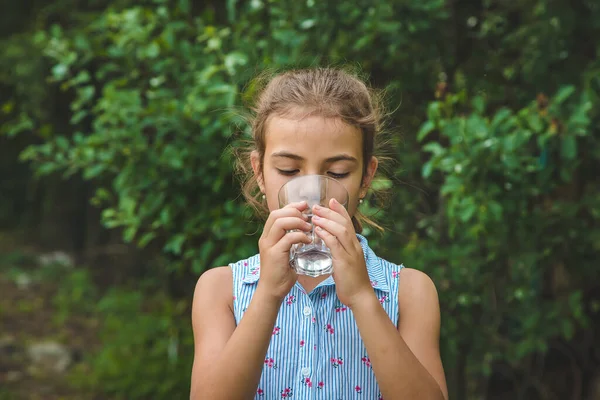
190, 68, 448, 400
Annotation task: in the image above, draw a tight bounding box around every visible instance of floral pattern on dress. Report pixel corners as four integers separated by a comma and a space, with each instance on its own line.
231, 234, 404, 400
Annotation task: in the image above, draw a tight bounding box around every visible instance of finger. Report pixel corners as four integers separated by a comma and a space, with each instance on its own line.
265, 217, 312, 245
314, 226, 346, 257
329, 198, 352, 221
274, 231, 313, 254
312, 203, 348, 227
312, 216, 353, 253
263, 202, 308, 236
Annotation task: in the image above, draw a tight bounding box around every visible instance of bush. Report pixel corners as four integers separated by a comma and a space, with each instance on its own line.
2, 0, 600, 398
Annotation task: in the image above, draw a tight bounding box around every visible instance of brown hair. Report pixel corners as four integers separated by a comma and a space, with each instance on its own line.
234, 67, 390, 233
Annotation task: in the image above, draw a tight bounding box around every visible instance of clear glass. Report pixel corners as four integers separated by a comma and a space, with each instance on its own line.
278, 174, 349, 277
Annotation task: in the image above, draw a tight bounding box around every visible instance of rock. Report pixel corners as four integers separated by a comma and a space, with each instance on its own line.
0, 335, 20, 357
15, 272, 32, 290
37, 251, 74, 268
26, 341, 72, 374
5, 370, 24, 382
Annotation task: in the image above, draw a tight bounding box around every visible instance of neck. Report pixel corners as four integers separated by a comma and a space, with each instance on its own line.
297, 274, 330, 294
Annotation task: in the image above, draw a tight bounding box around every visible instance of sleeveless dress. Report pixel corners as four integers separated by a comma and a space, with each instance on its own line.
230, 233, 404, 400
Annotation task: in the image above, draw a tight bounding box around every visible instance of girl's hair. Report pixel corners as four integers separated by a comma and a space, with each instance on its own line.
234, 67, 390, 233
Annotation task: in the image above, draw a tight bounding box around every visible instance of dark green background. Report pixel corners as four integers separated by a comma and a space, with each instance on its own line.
1, 0, 599, 399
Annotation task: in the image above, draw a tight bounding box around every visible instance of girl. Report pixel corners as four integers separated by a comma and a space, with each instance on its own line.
190, 68, 448, 400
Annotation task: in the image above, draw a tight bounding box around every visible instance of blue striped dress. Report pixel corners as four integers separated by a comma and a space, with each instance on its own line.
230, 234, 404, 400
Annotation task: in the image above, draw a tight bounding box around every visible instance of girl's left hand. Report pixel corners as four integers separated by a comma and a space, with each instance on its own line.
312, 199, 375, 308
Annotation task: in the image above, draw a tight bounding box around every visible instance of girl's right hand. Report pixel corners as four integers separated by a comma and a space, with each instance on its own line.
256, 201, 312, 302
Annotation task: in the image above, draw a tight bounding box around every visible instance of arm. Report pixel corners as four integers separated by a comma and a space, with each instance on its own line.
351, 268, 448, 400
310, 200, 448, 399
190, 267, 282, 400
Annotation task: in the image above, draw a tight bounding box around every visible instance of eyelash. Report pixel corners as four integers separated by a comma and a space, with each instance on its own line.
277, 169, 349, 179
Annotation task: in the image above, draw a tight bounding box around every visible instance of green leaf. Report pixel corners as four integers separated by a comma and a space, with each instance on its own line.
527, 113, 543, 133
459, 201, 477, 222
423, 142, 445, 156
300, 19, 316, 29
123, 226, 138, 242
138, 232, 157, 248
165, 234, 186, 255
553, 85, 576, 105
427, 102, 441, 121
472, 96, 485, 114
417, 121, 435, 141
422, 161, 434, 178
83, 164, 106, 179
561, 136, 577, 160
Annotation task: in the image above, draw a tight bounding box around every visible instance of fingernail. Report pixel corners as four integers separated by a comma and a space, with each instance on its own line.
312, 215, 321, 221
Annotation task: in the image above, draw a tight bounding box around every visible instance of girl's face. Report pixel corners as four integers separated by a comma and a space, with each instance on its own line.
251, 114, 378, 218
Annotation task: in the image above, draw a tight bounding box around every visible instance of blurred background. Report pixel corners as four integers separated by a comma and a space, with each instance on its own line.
1, 0, 599, 399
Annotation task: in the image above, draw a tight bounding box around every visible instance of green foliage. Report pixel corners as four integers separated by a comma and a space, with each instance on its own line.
53, 269, 194, 398
1, 0, 600, 399
76, 289, 192, 398
410, 86, 599, 390
53, 269, 98, 324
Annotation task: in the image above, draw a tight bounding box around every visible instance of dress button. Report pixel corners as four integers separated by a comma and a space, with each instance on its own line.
301, 367, 311, 376
303, 306, 312, 316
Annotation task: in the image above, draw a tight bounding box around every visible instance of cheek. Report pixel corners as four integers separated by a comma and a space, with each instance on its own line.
263, 171, 289, 211
343, 177, 364, 217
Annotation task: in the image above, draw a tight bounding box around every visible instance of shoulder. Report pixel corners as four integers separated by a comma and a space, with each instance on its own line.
397, 268, 440, 314
192, 266, 234, 314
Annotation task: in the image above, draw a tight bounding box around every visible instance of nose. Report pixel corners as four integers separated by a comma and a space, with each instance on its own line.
296, 175, 322, 204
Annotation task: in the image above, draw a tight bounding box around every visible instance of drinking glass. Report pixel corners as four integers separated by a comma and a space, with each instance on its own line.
278, 174, 349, 277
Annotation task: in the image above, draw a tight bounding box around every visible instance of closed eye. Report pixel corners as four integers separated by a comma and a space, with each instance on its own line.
328, 172, 350, 179
277, 169, 299, 176
277, 169, 349, 179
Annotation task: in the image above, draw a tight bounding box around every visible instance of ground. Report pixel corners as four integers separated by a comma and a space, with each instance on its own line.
0, 246, 105, 400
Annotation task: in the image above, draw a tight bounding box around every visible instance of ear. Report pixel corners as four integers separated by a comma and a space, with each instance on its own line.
359, 156, 378, 199
250, 150, 265, 193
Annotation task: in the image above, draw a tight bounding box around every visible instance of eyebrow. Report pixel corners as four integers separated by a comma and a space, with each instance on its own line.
271, 151, 358, 163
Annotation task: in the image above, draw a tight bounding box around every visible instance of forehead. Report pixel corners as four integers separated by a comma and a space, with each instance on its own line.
264, 115, 362, 159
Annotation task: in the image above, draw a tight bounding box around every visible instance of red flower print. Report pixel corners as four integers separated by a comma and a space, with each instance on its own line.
250, 267, 260, 275
299, 340, 305, 347
311, 316, 316, 323
355, 385, 362, 394
379, 295, 389, 304
320, 292, 327, 299
325, 324, 334, 334
272, 327, 280, 335
378, 394, 384, 400
280, 387, 293, 398
330, 357, 344, 367
264, 357, 276, 368
285, 295, 296, 305
233, 295, 236, 300
302, 377, 313, 388
244, 261, 248, 266
361, 356, 372, 368
392, 270, 400, 278
257, 388, 264, 396
313, 345, 317, 350
335, 306, 348, 313
370, 280, 378, 287
317, 381, 324, 389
